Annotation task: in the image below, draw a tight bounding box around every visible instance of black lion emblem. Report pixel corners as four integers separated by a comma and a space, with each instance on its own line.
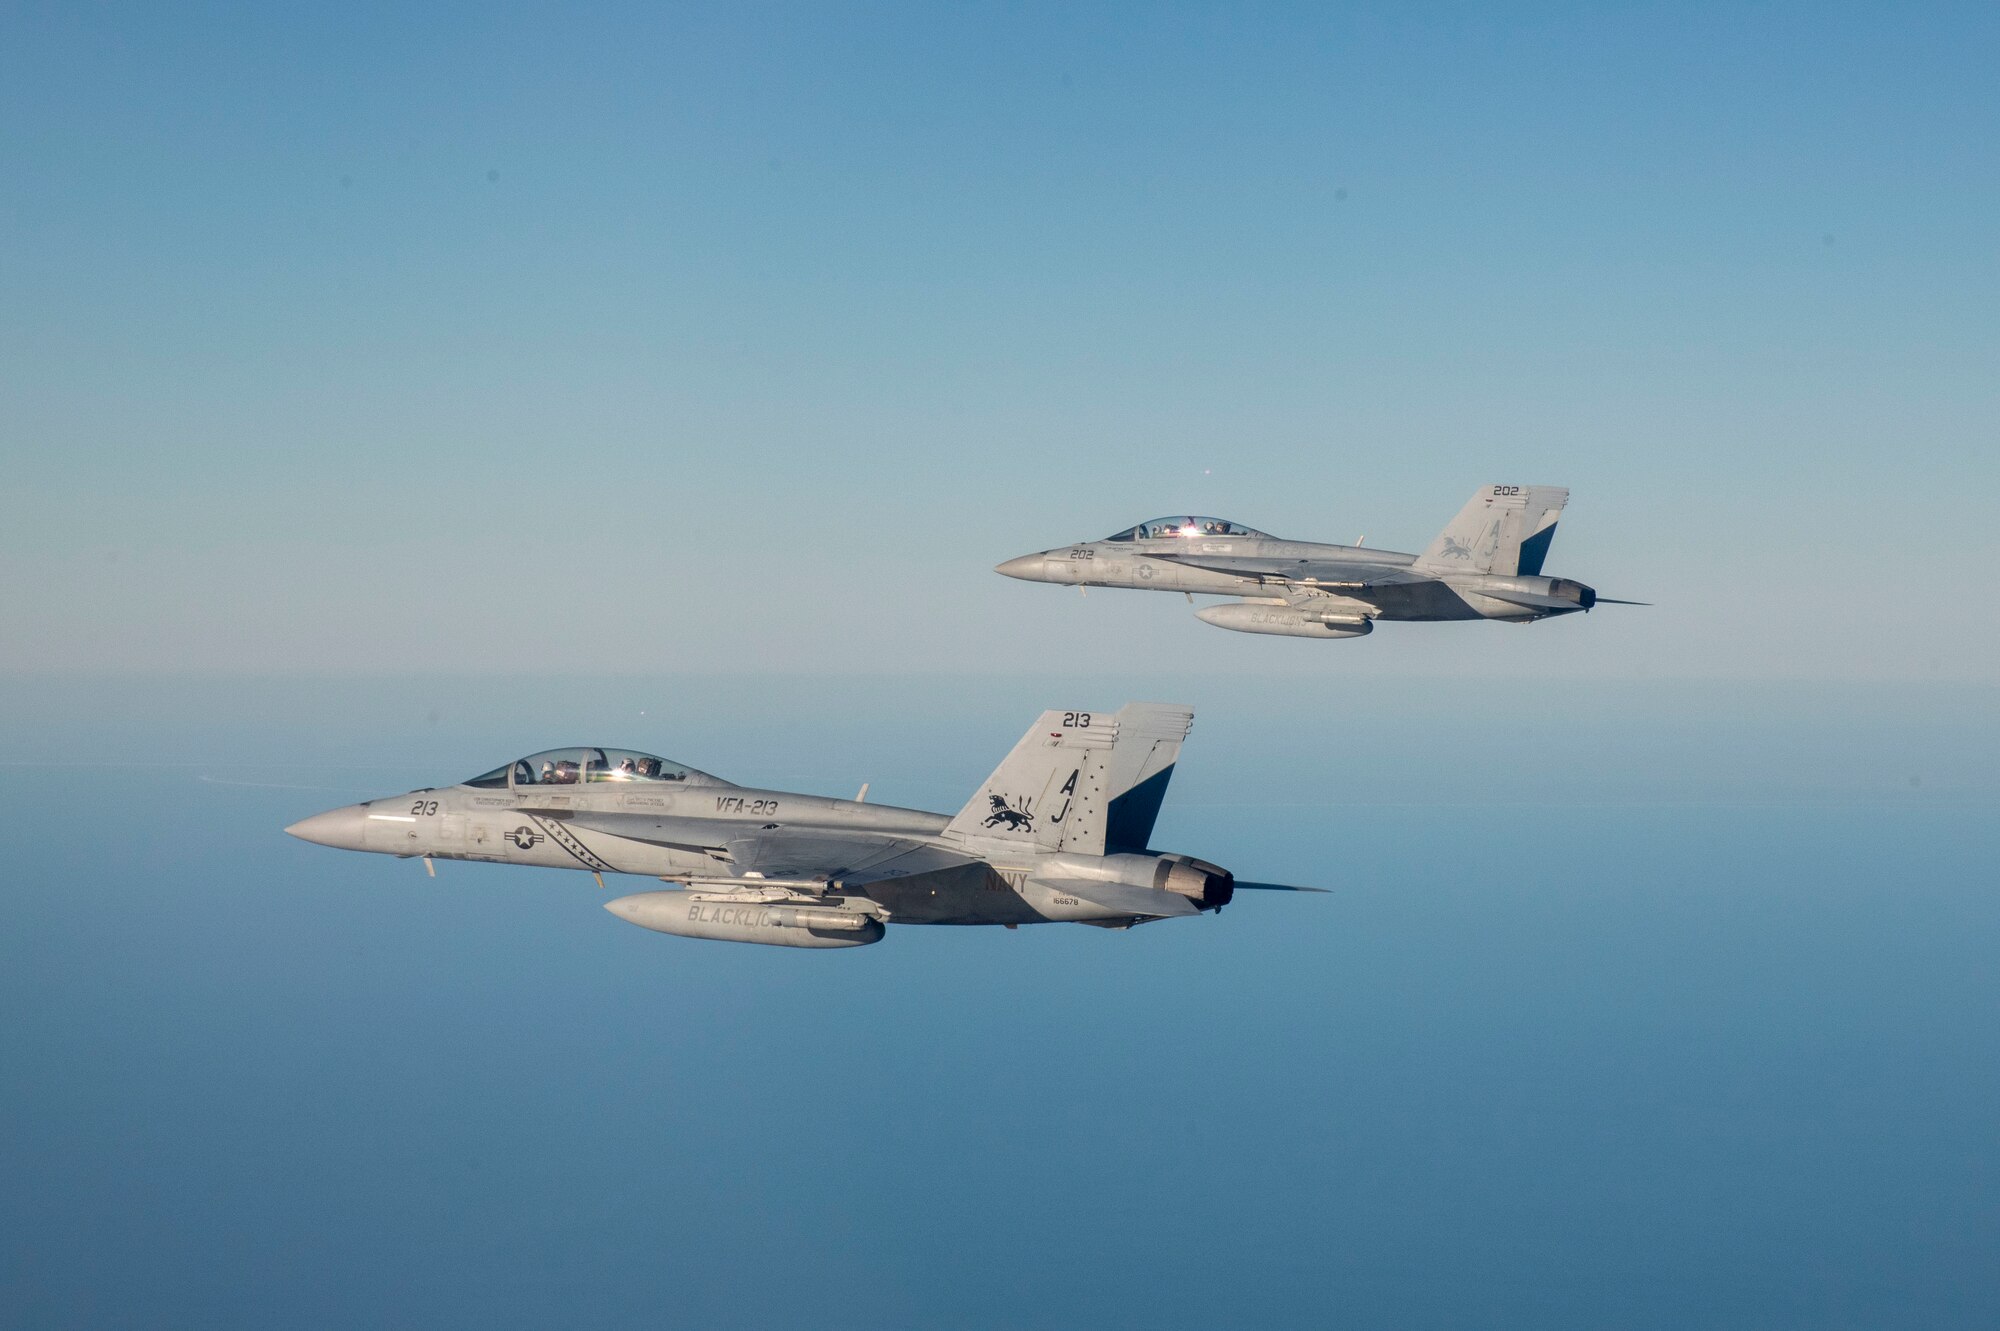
981, 794, 1035, 832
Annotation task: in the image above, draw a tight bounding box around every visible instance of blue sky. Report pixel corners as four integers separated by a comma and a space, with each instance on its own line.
4, 2, 1996, 679
4, 11, 2000, 1325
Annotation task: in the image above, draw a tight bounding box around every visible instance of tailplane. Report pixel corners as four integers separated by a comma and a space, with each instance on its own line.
1413, 485, 1569, 575
945, 703, 1194, 855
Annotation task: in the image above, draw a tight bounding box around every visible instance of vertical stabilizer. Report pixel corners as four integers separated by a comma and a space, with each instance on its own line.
1412, 485, 1570, 575
1100, 703, 1193, 853
1514, 487, 1567, 575
945, 703, 1194, 855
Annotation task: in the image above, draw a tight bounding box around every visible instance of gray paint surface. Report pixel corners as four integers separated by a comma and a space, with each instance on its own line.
285, 702, 1317, 947
998, 485, 1642, 637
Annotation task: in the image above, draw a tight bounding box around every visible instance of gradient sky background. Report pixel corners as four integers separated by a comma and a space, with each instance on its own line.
4, 5, 1999, 1329
4, 1, 1997, 679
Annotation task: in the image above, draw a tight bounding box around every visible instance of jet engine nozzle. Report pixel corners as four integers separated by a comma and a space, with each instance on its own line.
1547, 578, 1596, 610
1043, 851, 1237, 912
1155, 854, 1235, 911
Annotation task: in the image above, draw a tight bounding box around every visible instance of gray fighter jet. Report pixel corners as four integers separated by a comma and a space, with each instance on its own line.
997, 485, 1642, 638
285, 703, 1319, 949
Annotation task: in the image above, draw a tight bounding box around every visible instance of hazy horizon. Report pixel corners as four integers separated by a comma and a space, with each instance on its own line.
6, 2, 1998, 1326
4, 673, 1997, 1326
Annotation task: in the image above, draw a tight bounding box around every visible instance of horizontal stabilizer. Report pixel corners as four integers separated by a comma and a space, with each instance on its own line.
1033, 878, 1201, 919
1475, 589, 1588, 613
1230, 881, 1332, 893
1477, 588, 1649, 612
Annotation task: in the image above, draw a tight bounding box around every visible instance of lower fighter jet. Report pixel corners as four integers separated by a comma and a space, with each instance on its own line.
285, 703, 1321, 949
996, 485, 1644, 638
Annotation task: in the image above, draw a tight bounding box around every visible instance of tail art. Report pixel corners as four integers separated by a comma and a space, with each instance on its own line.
1413, 485, 1569, 576
945, 703, 1194, 854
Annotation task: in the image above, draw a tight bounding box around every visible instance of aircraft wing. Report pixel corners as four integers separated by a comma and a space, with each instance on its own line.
558, 810, 743, 856
564, 811, 974, 887
1145, 552, 1432, 595
718, 828, 974, 887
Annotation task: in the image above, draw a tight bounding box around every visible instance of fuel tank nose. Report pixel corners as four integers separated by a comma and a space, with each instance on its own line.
605, 891, 885, 948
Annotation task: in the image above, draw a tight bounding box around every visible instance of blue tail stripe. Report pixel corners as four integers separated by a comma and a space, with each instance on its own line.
1517, 522, 1557, 575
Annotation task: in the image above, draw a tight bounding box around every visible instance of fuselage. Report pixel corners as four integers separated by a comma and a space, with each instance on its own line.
288, 775, 944, 876
286, 759, 1226, 928
998, 534, 1595, 622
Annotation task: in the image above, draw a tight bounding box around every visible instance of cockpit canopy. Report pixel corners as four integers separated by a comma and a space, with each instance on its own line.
460, 748, 726, 790
1104, 516, 1271, 541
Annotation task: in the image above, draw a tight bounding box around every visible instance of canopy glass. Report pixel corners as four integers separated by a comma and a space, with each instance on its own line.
461, 749, 702, 789
1104, 516, 1270, 541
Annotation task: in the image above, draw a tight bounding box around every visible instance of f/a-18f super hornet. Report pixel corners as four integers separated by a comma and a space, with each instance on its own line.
996, 485, 1643, 638
285, 703, 1320, 949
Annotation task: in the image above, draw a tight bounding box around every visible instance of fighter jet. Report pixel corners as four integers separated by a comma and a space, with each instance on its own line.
996, 485, 1642, 638
284, 703, 1320, 949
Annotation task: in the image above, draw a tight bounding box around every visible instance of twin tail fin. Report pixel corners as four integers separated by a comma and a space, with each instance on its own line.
1413, 485, 1569, 576
945, 702, 1193, 855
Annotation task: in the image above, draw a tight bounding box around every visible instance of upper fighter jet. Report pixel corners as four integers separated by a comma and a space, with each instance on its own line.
996, 485, 1641, 638
285, 703, 1320, 949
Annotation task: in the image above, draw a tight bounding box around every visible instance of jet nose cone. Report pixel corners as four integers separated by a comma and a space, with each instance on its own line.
995, 554, 1047, 580
285, 805, 368, 850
